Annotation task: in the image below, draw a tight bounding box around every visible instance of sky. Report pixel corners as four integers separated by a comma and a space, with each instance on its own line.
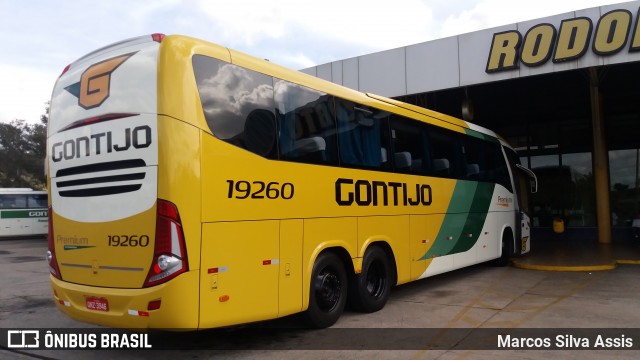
0, 0, 630, 125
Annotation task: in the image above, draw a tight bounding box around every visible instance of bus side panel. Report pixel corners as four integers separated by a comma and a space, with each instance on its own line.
157, 116, 202, 271
0, 209, 47, 236
302, 218, 357, 311
357, 216, 410, 284
409, 214, 444, 281
478, 211, 512, 262
279, 219, 303, 317
199, 221, 279, 328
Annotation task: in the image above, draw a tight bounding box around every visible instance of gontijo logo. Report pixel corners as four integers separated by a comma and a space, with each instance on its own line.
487, 9, 640, 73
64, 52, 135, 109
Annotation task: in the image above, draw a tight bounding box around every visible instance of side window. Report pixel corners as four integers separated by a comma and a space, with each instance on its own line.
192, 55, 277, 159
0, 195, 10, 209
427, 129, 461, 179
496, 145, 514, 192
28, 194, 47, 208
0, 195, 27, 209
462, 136, 485, 181
389, 115, 427, 174
275, 80, 337, 165
336, 99, 390, 169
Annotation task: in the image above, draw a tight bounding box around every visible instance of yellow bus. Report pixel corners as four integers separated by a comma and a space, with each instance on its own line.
47, 34, 537, 329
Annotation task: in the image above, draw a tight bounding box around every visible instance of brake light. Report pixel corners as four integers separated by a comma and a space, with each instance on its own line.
60, 64, 71, 77
47, 207, 62, 280
144, 200, 188, 287
151, 33, 165, 43
58, 113, 138, 133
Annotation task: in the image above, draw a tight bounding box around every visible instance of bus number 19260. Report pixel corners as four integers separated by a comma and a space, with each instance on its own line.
108, 235, 150, 247
226, 180, 295, 200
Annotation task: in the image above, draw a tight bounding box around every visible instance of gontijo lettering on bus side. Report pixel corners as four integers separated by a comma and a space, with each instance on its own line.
0, 210, 48, 219
334, 178, 432, 206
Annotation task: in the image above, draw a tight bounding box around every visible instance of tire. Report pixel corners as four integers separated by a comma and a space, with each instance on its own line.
493, 234, 513, 266
349, 246, 392, 313
305, 252, 347, 328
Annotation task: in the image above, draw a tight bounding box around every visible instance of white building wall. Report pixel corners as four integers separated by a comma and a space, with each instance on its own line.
302, 1, 640, 97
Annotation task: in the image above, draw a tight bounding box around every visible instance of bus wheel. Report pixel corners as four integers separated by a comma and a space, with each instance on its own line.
305, 252, 347, 328
349, 246, 392, 313
493, 233, 513, 266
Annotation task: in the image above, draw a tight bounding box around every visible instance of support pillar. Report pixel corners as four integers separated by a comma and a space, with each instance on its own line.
589, 68, 612, 244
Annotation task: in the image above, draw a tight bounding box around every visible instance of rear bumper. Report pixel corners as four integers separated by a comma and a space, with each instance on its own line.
50, 270, 199, 329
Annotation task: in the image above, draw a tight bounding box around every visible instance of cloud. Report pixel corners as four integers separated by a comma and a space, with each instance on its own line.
194, 0, 433, 67
0, 64, 58, 124
439, 0, 625, 38
1, 0, 626, 124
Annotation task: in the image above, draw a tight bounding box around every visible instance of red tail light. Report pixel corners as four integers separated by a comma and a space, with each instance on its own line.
59, 64, 71, 78
58, 113, 138, 133
47, 206, 62, 280
151, 33, 165, 43
143, 200, 188, 287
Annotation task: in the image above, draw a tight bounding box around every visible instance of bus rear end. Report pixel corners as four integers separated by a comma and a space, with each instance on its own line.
47, 34, 199, 328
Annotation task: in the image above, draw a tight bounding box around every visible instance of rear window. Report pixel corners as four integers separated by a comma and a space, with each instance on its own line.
192, 55, 277, 159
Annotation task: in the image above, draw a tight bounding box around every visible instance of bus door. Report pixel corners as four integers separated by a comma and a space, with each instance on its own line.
514, 164, 537, 254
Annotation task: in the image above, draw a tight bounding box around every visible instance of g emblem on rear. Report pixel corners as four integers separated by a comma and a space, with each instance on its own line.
65, 52, 135, 110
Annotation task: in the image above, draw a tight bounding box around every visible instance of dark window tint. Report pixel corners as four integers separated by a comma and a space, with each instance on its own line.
275, 80, 337, 165
427, 129, 460, 179
27, 194, 47, 208
193, 55, 277, 158
390, 116, 428, 174
497, 145, 516, 192
462, 136, 486, 181
0, 195, 26, 209
336, 99, 390, 169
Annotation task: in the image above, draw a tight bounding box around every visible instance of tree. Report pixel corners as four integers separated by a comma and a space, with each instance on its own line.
0, 104, 48, 189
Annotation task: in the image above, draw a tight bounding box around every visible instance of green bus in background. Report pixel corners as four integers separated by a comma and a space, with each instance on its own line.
0, 188, 48, 237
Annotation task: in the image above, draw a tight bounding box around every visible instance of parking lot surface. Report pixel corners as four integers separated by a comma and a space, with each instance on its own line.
1, 237, 639, 359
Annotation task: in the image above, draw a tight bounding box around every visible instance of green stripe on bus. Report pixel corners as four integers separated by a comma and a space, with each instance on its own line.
464, 128, 499, 143
0, 210, 49, 219
420, 181, 495, 259
450, 182, 495, 253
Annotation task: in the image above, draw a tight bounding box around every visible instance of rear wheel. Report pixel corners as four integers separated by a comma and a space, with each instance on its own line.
305, 252, 347, 328
349, 246, 392, 313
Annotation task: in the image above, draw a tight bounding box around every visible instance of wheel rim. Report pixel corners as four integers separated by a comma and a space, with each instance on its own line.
365, 260, 386, 298
315, 267, 341, 311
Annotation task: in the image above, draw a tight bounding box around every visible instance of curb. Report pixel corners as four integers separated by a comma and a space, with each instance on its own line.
511, 259, 640, 271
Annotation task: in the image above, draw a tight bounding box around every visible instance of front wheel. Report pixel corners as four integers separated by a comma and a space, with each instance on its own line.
305, 252, 347, 328
492, 234, 513, 266
349, 246, 392, 313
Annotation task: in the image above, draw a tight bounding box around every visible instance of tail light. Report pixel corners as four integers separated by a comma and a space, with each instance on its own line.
60, 64, 71, 78
47, 206, 62, 280
143, 200, 188, 287
58, 113, 138, 132
151, 33, 165, 43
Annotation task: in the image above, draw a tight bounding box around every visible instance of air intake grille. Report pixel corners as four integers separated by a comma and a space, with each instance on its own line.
55, 159, 147, 197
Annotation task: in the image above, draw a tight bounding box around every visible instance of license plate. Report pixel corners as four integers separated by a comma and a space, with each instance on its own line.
86, 297, 109, 312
